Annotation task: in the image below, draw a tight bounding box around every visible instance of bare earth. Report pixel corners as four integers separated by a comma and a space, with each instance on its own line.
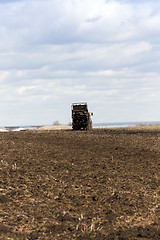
0, 127, 160, 239
37, 125, 72, 131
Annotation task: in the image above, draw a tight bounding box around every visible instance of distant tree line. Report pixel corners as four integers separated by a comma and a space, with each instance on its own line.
52, 121, 72, 126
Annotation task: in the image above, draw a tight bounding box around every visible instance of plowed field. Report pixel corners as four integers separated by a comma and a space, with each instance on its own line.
0, 128, 160, 239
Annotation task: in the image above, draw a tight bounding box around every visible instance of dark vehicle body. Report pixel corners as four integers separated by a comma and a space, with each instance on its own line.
71, 102, 93, 130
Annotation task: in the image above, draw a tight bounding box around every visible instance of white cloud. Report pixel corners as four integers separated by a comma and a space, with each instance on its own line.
0, 71, 10, 82
18, 86, 37, 95
0, 0, 160, 125
0, 0, 159, 47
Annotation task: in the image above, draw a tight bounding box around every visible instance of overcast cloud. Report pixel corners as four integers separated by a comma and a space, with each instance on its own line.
0, 0, 160, 126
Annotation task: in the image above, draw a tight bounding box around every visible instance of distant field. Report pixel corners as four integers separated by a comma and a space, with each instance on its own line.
0, 128, 160, 239
37, 125, 72, 131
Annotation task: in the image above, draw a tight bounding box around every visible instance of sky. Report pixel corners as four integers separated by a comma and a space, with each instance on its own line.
0, 0, 160, 126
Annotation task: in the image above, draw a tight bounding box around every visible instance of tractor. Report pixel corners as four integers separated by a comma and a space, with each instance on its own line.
71, 102, 93, 130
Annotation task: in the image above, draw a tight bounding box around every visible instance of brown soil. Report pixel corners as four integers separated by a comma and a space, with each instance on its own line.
0, 128, 160, 239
